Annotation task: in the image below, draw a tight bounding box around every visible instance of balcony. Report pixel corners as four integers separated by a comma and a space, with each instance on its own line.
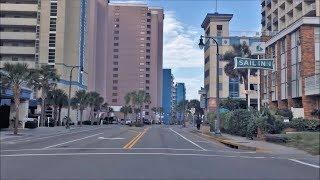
272, 16, 278, 24
0, 46, 35, 55
0, 3, 37, 12
0, 32, 36, 40
305, 74, 320, 95
0, 18, 37, 26
266, 0, 272, 7
303, 3, 316, 16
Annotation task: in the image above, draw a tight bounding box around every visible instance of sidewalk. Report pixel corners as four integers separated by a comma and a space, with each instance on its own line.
189, 125, 314, 156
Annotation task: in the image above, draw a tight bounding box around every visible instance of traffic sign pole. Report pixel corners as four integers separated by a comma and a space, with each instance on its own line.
247, 69, 250, 109
257, 55, 261, 111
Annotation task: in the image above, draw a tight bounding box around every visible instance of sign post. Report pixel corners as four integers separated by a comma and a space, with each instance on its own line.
234, 56, 273, 111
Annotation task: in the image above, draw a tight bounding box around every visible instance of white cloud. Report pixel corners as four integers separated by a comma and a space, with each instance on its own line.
163, 11, 203, 68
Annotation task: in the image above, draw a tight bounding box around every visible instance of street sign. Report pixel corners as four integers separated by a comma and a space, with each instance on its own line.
234, 57, 274, 70
250, 42, 265, 55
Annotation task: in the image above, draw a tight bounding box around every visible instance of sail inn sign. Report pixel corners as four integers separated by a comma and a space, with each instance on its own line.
234, 57, 274, 70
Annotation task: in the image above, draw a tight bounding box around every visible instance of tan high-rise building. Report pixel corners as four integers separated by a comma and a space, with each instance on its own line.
0, 0, 39, 68
200, 13, 261, 112
38, 0, 88, 93
260, 0, 320, 119
0, 0, 89, 122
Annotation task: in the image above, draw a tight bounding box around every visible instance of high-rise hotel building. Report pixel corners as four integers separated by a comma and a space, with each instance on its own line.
106, 3, 163, 119
260, 0, 320, 119
0, 0, 88, 93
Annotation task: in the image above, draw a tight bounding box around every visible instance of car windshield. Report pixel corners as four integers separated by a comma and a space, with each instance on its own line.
1, 0, 319, 180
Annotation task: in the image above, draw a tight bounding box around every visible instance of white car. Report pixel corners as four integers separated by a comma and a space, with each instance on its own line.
125, 120, 132, 125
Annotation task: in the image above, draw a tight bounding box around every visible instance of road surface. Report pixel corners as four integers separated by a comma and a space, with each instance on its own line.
1, 125, 319, 179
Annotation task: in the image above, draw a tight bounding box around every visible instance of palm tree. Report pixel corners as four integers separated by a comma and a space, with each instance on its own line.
86, 92, 104, 124
124, 90, 150, 122
151, 107, 158, 123
223, 43, 257, 88
157, 107, 163, 124
71, 90, 89, 126
33, 65, 60, 126
120, 105, 132, 121
47, 89, 68, 126
1, 63, 36, 134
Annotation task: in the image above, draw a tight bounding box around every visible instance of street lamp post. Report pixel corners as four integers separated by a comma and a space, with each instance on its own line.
66, 65, 83, 127
198, 35, 221, 134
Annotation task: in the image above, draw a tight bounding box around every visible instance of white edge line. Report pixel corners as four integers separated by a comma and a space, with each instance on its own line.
42, 133, 103, 149
169, 128, 206, 151
0, 152, 268, 159
289, 159, 320, 169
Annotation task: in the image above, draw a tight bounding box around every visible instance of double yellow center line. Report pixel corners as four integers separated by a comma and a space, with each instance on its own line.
123, 127, 149, 149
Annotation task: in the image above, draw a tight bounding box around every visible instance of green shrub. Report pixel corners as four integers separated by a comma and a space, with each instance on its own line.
306, 119, 320, 132
223, 109, 254, 137
207, 112, 216, 129
289, 118, 307, 131
275, 109, 293, 120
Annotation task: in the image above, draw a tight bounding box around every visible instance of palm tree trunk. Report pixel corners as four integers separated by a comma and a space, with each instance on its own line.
89, 107, 93, 125
40, 91, 46, 126
13, 84, 21, 135
58, 106, 62, 126
53, 105, 58, 126
79, 109, 83, 126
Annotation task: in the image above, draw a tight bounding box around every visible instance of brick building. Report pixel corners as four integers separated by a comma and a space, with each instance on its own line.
260, 0, 320, 119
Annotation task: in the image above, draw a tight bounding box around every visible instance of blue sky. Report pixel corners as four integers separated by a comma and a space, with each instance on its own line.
113, 0, 261, 99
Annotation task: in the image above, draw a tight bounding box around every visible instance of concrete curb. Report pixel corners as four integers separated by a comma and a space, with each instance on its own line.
191, 130, 263, 151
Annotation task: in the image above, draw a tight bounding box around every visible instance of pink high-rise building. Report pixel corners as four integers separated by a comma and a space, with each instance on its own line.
87, 1, 163, 119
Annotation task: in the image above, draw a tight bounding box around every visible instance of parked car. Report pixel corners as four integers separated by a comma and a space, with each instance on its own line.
125, 120, 132, 125
143, 119, 151, 125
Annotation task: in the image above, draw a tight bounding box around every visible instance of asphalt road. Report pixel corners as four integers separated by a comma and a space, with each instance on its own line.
1, 125, 319, 180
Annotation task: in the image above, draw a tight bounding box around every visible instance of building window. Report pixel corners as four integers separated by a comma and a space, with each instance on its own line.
146, 43, 150, 47
146, 74, 150, 77
115, 18, 119, 22
113, 80, 118, 84
113, 68, 118, 71
145, 105, 149, 109
147, 31, 151, 34
114, 30, 119, 34
147, 37, 151, 40
147, 19, 151, 22
114, 43, 119, 46
205, 69, 209, 78
146, 49, 150, 53
146, 68, 150, 71
113, 49, 119, 52
146, 80, 150, 84
147, 25, 151, 28
115, 24, 119, 28
113, 74, 118, 78
146, 62, 150, 65
112, 99, 117, 103
218, 68, 223, 75
114, 37, 119, 40
146, 86, 150, 90
218, 83, 223, 91
113, 61, 118, 65
114, 55, 118, 58
145, 112, 149, 115
147, 12, 151, 16
113, 86, 118, 90
217, 25, 223, 36
146, 55, 150, 59
112, 93, 117, 96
